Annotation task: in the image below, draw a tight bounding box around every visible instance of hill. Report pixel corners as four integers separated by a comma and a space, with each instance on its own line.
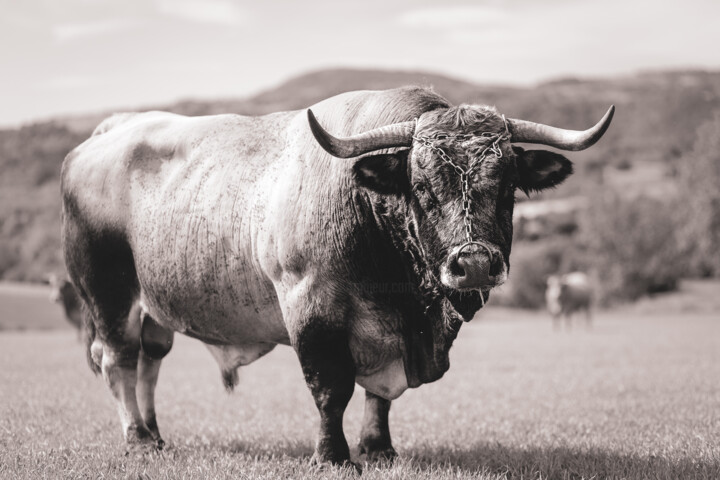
1, 67, 719, 282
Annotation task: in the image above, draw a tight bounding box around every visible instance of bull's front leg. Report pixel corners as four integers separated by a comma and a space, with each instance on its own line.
359, 391, 397, 461
293, 322, 359, 471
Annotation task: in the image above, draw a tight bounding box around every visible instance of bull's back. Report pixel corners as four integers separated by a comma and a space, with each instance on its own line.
62, 111, 295, 344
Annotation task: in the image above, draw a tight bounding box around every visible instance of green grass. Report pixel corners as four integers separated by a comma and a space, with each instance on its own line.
0, 286, 718, 479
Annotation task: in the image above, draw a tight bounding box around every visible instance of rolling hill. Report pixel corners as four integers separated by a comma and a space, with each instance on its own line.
1, 67, 719, 282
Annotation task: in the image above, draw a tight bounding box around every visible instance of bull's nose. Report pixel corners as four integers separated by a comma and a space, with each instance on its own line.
441, 246, 505, 291
453, 253, 491, 289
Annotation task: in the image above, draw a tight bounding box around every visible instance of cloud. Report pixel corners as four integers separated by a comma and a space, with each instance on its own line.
155, 0, 246, 27
37, 75, 96, 90
398, 6, 508, 29
52, 18, 145, 42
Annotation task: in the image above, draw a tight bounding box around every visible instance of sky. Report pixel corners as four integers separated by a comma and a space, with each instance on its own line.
1, 0, 719, 126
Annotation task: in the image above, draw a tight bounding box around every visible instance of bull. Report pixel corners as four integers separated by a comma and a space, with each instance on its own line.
546, 272, 594, 330
60, 87, 613, 469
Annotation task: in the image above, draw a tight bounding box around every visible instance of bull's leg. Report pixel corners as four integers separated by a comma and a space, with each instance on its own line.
137, 311, 174, 446
99, 317, 157, 450
62, 219, 156, 451
358, 391, 397, 462
293, 325, 358, 471
584, 308, 593, 330
137, 351, 164, 446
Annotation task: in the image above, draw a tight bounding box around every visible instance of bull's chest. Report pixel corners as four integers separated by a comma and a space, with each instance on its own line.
348, 304, 408, 400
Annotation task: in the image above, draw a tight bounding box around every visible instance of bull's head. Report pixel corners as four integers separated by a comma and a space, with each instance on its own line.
308, 104, 613, 302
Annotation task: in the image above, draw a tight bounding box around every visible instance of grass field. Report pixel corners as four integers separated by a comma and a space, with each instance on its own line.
0, 283, 718, 479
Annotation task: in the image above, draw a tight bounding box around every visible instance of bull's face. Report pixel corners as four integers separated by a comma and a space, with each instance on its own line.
406, 107, 519, 293
308, 103, 613, 299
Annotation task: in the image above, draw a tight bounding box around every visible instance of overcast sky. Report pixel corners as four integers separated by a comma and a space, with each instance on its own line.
1, 0, 718, 126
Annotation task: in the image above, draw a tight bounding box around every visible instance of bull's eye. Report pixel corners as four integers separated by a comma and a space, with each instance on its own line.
413, 182, 436, 209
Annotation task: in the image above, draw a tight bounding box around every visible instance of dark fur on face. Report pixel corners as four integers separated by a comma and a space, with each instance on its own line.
409, 106, 515, 276
364, 105, 513, 323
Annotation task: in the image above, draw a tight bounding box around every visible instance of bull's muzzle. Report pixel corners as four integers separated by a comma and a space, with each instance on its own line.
440, 242, 506, 291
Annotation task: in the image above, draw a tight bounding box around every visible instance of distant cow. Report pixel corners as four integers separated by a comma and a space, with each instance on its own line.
47, 274, 83, 336
546, 272, 593, 330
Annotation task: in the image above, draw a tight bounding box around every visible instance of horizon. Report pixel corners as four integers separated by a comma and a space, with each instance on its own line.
2, 0, 719, 127
9, 65, 718, 129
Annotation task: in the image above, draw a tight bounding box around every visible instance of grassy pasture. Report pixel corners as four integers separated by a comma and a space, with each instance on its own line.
0, 284, 718, 479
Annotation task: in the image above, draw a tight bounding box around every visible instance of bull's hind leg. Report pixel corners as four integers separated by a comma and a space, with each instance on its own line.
63, 216, 157, 450
137, 310, 174, 447
100, 329, 157, 450
137, 351, 164, 446
358, 391, 397, 462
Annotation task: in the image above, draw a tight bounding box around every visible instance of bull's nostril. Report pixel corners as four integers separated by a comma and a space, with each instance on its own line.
449, 255, 465, 277
489, 254, 503, 277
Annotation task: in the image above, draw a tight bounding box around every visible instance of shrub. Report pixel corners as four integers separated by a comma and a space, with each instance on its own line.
0, 244, 18, 277
675, 111, 720, 277
578, 193, 684, 304
494, 238, 587, 309
614, 157, 633, 170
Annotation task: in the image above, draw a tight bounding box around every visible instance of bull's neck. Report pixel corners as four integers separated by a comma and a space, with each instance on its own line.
364, 193, 443, 311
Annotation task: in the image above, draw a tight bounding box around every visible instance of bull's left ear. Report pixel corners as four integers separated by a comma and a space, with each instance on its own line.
514, 147, 573, 194
352, 150, 409, 195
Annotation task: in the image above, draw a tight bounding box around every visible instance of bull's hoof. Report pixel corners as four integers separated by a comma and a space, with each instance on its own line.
360, 446, 397, 463
310, 453, 362, 474
124, 425, 163, 455
124, 441, 163, 456
359, 442, 397, 463
145, 424, 165, 450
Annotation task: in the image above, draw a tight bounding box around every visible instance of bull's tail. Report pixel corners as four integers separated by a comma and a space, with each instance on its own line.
82, 305, 102, 376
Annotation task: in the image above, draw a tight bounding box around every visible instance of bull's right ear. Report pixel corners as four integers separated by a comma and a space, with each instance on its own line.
352, 150, 409, 195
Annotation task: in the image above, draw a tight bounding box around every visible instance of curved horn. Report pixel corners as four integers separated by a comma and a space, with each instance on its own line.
507, 105, 615, 151
307, 109, 415, 158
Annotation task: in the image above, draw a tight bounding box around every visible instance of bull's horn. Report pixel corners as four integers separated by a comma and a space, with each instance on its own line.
507, 105, 615, 151
308, 109, 415, 158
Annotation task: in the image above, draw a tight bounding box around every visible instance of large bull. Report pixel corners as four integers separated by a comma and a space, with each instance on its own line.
61, 87, 613, 469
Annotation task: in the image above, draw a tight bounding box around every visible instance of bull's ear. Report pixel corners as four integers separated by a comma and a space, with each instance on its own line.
352, 150, 409, 195
514, 147, 573, 194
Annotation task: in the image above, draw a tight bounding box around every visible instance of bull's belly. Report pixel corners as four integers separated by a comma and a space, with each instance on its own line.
138, 275, 289, 346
